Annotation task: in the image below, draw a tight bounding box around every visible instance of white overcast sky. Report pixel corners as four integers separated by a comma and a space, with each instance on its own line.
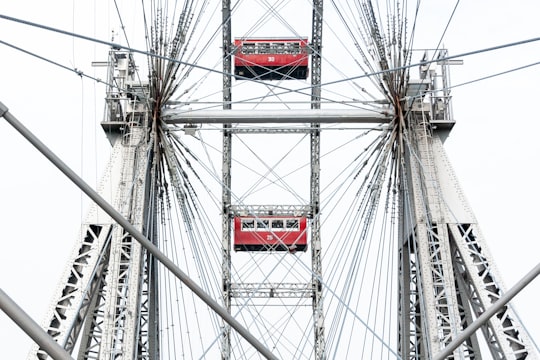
1, 1, 539, 358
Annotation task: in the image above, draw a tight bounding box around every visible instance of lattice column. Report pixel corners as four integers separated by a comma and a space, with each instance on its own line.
96, 125, 149, 359
311, 1, 325, 358
401, 111, 466, 359
398, 233, 423, 359
430, 130, 538, 360
399, 88, 538, 359
221, 1, 233, 358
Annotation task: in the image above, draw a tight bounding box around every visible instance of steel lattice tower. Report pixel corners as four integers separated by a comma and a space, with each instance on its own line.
398, 58, 536, 358
4, 2, 535, 360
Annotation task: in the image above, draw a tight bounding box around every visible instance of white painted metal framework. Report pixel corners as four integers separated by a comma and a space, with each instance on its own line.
16, 2, 538, 360
221, 0, 233, 357
28, 50, 157, 359
398, 57, 537, 359
310, 1, 325, 358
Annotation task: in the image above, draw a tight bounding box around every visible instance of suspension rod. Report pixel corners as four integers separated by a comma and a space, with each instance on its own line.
162, 108, 392, 124
0, 101, 279, 360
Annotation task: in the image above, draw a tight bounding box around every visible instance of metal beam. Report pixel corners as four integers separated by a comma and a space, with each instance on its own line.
162, 108, 392, 124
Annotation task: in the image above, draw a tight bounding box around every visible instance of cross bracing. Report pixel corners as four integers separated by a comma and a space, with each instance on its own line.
1, 1, 540, 360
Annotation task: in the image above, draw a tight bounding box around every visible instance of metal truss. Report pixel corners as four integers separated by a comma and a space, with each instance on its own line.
449, 223, 535, 359
226, 127, 320, 134
230, 204, 312, 217
27, 48, 156, 359
28, 127, 153, 359
398, 235, 423, 359
402, 114, 464, 358
221, 1, 233, 358
230, 283, 313, 299
94, 126, 150, 360
29, 223, 113, 359
398, 56, 537, 359
311, 1, 325, 358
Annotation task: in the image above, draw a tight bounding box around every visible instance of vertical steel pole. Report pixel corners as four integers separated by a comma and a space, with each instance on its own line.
311, 1, 325, 359
221, 1, 233, 358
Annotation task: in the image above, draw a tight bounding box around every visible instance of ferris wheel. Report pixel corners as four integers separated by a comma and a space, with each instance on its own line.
1, 1, 539, 360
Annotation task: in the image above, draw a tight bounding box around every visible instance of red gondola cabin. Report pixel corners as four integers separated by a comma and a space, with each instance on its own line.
234, 38, 309, 80
234, 216, 308, 252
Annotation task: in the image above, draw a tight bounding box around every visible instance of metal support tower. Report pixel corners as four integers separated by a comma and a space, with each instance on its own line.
398, 54, 537, 360
28, 50, 156, 359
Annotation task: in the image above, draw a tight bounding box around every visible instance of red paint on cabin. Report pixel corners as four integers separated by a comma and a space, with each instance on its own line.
234, 216, 308, 252
234, 38, 309, 80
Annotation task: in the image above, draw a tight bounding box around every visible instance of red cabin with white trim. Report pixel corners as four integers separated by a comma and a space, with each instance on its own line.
234, 216, 308, 252
234, 38, 309, 80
